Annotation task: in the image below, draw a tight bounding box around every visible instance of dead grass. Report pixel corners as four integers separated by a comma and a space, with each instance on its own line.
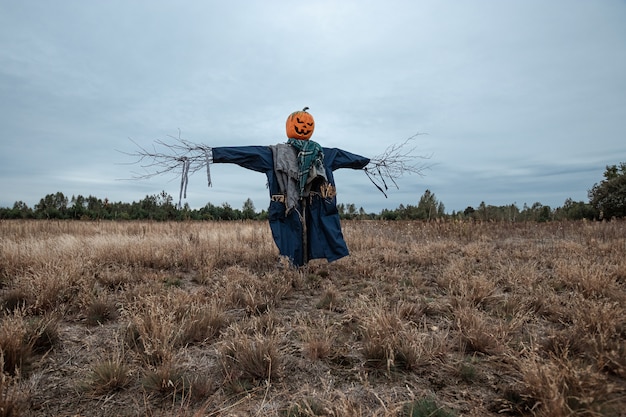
86, 357, 132, 395
0, 369, 22, 417
218, 327, 283, 388
0, 309, 32, 376
0, 219, 624, 416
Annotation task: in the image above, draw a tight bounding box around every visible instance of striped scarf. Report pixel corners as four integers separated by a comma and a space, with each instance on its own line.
287, 138, 324, 197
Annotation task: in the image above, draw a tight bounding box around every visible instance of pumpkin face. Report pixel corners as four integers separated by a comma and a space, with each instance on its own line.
286, 107, 315, 140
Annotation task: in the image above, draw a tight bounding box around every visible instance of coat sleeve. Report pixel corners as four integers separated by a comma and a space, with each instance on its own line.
323, 147, 370, 171
212, 146, 273, 173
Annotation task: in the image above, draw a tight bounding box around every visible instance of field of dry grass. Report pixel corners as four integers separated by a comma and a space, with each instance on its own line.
0, 219, 624, 416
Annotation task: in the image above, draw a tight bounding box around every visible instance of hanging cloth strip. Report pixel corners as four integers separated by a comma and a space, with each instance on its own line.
178, 157, 191, 209
177, 149, 213, 209
204, 148, 212, 187
270, 144, 300, 214
287, 138, 324, 197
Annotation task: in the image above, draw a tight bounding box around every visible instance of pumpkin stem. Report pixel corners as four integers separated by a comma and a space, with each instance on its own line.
302, 106, 309, 112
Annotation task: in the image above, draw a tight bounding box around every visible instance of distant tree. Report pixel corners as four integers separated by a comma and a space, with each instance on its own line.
345, 203, 357, 219
35, 192, 69, 219
380, 208, 398, 220
257, 209, 269, 221
399, 203, 418, 219
554, 198, 596, 220
588, 163, 626, 219
179, 202, 192, 220
468, 203, 520, 222
520, 202, 552, 222
416, 189, 439, 220
198, 202, 218, 220
437, 201, 445, 217
505, 203, 520, 222
87, 195, 105, 215
70, 195, 87, 219
220, 202, 236, 220
603, 164, 621, 180
537, 205, 552, 222
131, 191, 176, 220
242, 198, 256, 220
0, 201, 33, 219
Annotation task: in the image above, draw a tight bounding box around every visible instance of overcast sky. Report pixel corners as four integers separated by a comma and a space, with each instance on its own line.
1, 1, 625, 214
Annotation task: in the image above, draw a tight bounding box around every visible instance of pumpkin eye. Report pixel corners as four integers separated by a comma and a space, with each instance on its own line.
307, 122, 313, 126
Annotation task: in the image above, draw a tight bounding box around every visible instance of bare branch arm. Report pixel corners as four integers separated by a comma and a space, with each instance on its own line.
119, 130, 213, 207
120, 131, 212, 180
364, 133, 432, 197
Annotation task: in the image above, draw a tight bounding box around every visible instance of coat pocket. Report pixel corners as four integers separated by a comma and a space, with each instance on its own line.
322, 199, 339, 216
269, 200, 286, 221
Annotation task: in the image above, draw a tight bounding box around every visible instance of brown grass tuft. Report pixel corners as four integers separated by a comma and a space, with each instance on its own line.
219, 327, 283, 386
517, 354, 620, 417
123, 293, 184, 365
315, 286, 340, 311
0, 370, 21, 417
454, 307, 507, 355
85, 297, 119, 326
223, 266, 293, 315
177, 299, 227, 345
0, 309, 32, 376
142, 361, 216, 406
355, 297, 446, 373
87, 358, 132, 395
0, 309, 59, 376
1, 289, 30, 312
299, 317, 336, 361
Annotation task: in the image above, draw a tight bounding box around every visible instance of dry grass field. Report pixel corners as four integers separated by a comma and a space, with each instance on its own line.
0, 219, 625, 416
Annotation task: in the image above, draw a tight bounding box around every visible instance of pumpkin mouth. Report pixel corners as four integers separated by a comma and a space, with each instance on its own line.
294, 126, 312, 136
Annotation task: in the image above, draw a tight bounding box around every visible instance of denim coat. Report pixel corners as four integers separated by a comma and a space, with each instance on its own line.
211, 145, 370, 266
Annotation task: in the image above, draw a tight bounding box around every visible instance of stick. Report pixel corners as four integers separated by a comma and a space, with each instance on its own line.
301, 198, 308, 265
365, 133, 431, 197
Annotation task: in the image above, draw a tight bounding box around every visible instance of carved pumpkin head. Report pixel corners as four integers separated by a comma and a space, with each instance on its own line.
286, 107, 315, 140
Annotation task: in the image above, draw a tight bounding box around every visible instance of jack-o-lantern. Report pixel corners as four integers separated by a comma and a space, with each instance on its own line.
286, 107, 315, 140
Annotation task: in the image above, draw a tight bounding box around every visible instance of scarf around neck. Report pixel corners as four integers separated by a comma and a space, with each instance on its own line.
287, 138, 324, 197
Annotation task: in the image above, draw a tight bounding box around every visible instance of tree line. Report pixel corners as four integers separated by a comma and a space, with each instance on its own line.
2, 163, 624, 222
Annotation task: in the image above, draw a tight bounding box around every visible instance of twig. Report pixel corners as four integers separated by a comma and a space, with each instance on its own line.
120, 130, 212, 181
364, 133, 431, 197
119, 130, 212, 208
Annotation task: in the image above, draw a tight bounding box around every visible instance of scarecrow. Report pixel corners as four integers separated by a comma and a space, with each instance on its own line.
127, 107, 426, 266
